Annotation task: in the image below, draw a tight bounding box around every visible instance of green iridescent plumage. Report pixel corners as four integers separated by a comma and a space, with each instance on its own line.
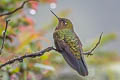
54, 29, 82, 59
50, 9, 88, 76
50, 10, 103, 76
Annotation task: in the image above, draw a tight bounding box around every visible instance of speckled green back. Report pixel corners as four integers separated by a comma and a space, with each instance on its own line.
53, 29, 82, 59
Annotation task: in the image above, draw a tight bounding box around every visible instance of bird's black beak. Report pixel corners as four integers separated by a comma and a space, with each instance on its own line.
50, 10, 60, 21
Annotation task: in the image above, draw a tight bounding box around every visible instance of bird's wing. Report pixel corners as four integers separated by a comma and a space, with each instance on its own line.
55, 38, 88, 76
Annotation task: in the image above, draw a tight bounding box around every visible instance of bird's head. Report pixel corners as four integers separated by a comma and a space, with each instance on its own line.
50, 10, 73, 30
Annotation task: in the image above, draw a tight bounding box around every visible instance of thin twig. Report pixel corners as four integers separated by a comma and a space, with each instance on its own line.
0, 0, 38, 17
0, 47, 56, 68
83, 32, 103, 56
0, 19, 10, 55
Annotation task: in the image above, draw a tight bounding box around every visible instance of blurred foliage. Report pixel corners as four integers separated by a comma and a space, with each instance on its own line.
0, 0, 120, 80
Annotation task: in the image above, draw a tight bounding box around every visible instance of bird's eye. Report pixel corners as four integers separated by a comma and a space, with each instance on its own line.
64, 22, 67, 25
61, 19, 67, 25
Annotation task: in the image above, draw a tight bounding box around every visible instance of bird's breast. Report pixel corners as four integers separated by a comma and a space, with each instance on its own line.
53, 29, 82, 59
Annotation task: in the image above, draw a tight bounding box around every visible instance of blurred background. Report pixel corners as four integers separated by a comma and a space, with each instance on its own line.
0, 0, 120, 80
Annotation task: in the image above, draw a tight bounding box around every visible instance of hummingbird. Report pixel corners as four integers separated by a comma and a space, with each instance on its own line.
50, 10, 103, 76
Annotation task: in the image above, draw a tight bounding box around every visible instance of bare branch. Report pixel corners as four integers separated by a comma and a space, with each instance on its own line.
0, 47, 56, 68
0, 0, 38, 17
83, 32, 103, 56
0, 19, 10, 55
